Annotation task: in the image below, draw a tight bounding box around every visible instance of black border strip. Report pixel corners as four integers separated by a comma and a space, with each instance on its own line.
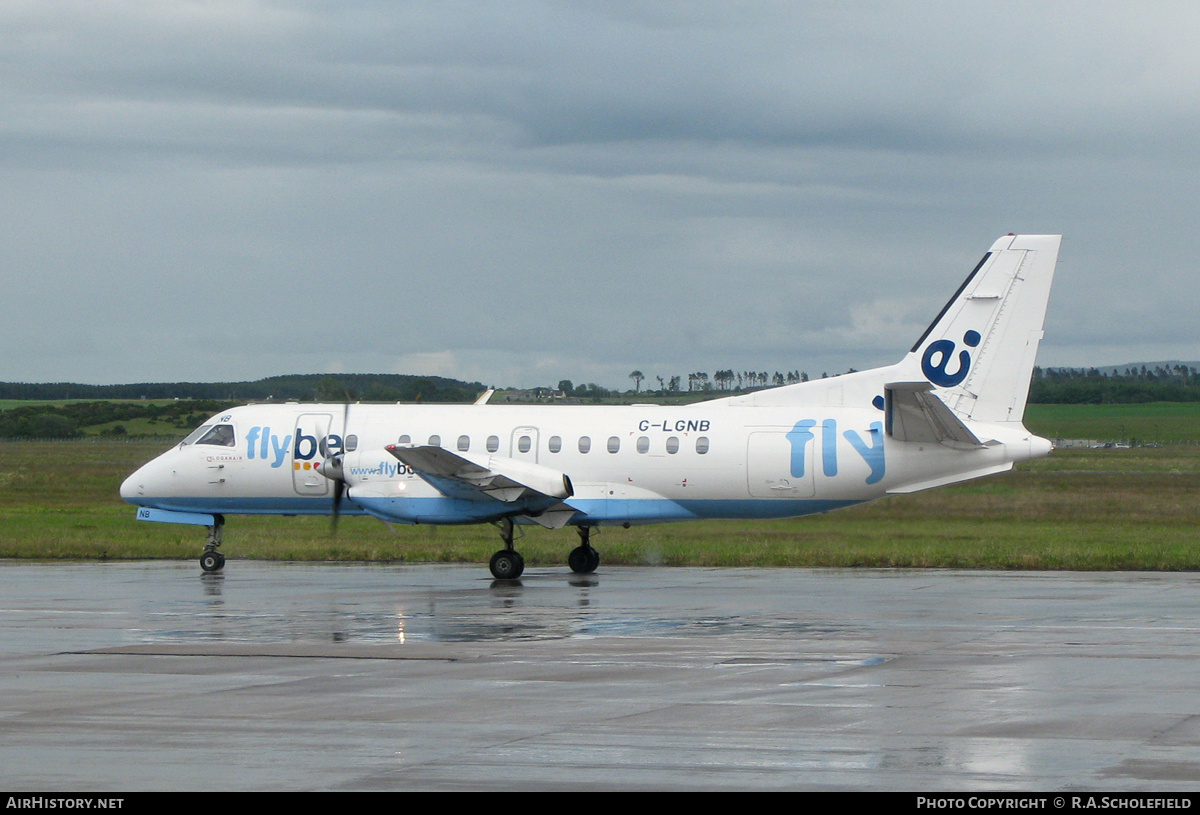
908, 252, 992, 353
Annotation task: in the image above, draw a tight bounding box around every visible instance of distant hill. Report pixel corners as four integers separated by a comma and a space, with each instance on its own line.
0, 373, 488, 403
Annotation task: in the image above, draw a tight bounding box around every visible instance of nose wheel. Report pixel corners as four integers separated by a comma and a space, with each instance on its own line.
489, 517, 525, 579
200, 550, 226, 572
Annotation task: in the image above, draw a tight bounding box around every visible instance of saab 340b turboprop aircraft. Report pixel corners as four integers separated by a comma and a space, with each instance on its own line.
122, 234, 1061, 579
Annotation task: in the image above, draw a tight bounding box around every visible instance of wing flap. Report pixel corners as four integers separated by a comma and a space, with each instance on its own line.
525, 502, 579, 529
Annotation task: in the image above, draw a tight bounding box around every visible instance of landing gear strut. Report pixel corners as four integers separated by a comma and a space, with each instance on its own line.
489, 517, 525, 580
199, 514, 226, 573
568, 525, 600, 574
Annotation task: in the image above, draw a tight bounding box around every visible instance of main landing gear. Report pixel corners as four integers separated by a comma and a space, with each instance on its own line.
199, 515, 226, 573
568, 526, 600, 574
489, 517, 525, 580
488, 519, 602, 579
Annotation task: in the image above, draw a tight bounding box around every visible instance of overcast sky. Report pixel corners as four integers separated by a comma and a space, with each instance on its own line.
3, 1, 1198, 389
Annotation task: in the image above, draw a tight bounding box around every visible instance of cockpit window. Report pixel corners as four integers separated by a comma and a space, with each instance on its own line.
196, 424, 236, 447
181, 425, 213, 445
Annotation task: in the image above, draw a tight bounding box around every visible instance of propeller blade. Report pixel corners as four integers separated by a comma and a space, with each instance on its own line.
330, 396, 351, 535
331, 476, 344, 534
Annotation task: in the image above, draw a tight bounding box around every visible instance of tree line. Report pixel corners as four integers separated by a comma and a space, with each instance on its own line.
565, 369, 814, 398
1029, 365, 1200, 404
0, 373, 485, 404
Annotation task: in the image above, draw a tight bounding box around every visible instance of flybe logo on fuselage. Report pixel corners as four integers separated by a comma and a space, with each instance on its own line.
921, 330, 981, 388
244, 427, 343, 468
787, 420, 885, 485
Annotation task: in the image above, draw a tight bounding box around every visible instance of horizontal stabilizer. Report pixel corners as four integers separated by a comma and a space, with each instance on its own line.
885, 382, 984, 448
386, 444, 574, 503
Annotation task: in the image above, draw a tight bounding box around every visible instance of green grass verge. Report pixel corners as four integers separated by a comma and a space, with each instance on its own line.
1023, 402, 1200, 444
2, 439, 1198, 569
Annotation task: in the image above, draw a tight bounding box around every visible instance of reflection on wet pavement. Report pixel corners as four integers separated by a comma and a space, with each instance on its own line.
2, 561, 1199, 790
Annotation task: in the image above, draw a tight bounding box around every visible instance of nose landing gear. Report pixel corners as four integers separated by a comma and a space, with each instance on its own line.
199, 515, 226, 573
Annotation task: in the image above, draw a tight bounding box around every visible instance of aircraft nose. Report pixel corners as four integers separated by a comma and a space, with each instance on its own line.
120, 468, 144, 504
121, 457, 167, 505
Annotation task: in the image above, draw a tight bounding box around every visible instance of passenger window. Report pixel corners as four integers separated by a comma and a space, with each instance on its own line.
486, 435, 499, 453
457, 435, 470, 452
518, 435, 532, 453
428, 435, 441, 447
578, 436, 591, 453
607, 436, 620, 453
196, 424, 235, 447
345, 434, 358, 452
666, 436, 679, 454
548, 436, 562, 453
398, 434, 411, 445
696, 436, 709, 454
637, 436, 649, 454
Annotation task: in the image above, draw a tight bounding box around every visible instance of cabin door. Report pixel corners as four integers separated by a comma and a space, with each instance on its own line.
746, 429, 816, 498
510, 426, 540, 463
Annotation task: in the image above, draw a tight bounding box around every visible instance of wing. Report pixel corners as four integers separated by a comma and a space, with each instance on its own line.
386, 443, 575, 506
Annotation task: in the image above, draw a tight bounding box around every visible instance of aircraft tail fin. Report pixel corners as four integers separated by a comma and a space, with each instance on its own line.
900, 234, 1060, 423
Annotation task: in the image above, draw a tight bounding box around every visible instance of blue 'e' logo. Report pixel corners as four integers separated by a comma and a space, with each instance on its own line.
921, 330, 981, 387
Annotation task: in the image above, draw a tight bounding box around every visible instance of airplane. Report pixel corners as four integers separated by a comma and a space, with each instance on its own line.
121, 233, 1061, 579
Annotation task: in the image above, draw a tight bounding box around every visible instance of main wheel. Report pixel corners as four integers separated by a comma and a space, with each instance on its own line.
568, 545, 598, 574
199, 551, 224, 572
489, 549, 525, 580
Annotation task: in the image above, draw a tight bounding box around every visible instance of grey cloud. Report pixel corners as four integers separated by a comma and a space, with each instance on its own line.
8, 3, 1200, 161
2, 2, 1199, 388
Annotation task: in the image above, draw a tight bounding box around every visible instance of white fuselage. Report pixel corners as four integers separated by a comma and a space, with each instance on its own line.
121, 397, 1049, 527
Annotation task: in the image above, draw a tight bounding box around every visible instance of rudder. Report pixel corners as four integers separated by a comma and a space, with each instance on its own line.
903, 234, 1061, 423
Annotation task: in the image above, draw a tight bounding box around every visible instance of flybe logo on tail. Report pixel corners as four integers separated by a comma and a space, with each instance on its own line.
921, 330, 981, 387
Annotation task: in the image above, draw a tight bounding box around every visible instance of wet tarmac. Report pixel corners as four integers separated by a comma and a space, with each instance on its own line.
1, 560, 1199, 790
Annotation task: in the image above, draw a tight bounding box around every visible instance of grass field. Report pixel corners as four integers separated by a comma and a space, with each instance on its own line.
1023, 403, 1200, 445
1, 436, 1197, 569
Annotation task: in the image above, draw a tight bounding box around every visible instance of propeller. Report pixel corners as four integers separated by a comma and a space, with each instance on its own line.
314, 397, 351, 535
